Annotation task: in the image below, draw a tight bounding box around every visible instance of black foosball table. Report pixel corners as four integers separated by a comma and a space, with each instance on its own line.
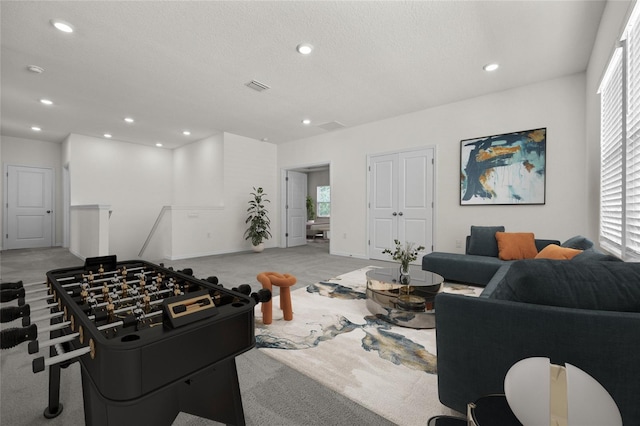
0, 255, 270, 426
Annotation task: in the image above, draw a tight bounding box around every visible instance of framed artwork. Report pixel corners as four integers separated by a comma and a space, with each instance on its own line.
460, 128, 546, 205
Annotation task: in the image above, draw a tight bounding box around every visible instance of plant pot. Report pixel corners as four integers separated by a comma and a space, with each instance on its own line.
252, 243, 265, 253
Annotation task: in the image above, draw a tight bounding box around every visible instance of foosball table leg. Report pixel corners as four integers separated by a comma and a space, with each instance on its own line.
43, 345, 63, 418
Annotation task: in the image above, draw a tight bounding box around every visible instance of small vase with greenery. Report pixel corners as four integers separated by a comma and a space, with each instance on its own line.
244, 187, 271, 250
382, 239, 425, 283
306, 195, 316, 222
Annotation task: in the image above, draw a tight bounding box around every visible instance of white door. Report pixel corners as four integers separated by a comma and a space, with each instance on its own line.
370, 153, 398, 259
4, 165, 54, 249
369, 148, 434, 261
286, 170, 307, 247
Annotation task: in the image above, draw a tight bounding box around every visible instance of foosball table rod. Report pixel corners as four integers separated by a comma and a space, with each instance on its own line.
33, 343, 94, 373
0, 277, 74, 291
28, 332, 79, 354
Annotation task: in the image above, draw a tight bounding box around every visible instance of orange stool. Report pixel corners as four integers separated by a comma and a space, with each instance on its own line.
256, 271, 296, 324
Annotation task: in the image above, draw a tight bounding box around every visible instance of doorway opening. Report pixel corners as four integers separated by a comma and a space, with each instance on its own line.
280, 163, 331, 252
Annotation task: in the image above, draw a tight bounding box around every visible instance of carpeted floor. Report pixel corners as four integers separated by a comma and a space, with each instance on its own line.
1, 243, 408, 426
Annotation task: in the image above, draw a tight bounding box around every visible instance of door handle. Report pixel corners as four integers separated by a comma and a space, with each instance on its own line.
46, 210, 51, 214
392, 212, 397, 216
398, 212, 403, 216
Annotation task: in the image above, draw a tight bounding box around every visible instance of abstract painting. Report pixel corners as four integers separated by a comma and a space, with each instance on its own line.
460, 128, 546, 205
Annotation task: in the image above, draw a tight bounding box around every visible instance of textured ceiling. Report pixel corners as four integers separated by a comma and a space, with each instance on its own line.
1, 1, 607, 149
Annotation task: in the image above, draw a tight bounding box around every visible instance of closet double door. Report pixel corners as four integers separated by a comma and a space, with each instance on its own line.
369, 148, 434, 262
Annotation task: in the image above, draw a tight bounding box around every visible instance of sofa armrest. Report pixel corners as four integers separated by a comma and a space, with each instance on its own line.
435, 293, 640, 424
534, 239, 560, 251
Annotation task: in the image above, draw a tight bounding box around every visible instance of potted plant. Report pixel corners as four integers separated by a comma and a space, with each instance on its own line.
382, 239, 425, 283
306, 195, 316, 222
244, 187, 272, 252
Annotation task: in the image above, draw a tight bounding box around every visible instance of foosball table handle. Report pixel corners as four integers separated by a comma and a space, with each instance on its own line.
0, 323, 37, 349
0, 287, 26, 303
0, 281, 23, 291
0, 304, 30, 323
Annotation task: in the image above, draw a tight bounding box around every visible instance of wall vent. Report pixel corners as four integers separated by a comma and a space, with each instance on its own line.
317, 121, 346, 131
245, 80, 271, 92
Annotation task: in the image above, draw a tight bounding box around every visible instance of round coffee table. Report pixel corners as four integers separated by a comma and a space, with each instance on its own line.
365, 266, 444, 329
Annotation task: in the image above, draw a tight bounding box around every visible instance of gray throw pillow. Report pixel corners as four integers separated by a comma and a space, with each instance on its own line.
561, 235, 594, 250
467, 226, 505, 257
572, 250, 622, 262
490, 259, 640, 312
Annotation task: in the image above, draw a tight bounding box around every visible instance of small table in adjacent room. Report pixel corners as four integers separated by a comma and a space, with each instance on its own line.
365, 266, 444, 329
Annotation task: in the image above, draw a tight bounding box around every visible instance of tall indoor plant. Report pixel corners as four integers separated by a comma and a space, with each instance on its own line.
306, 195, 316, 222
244, 187, 271, 252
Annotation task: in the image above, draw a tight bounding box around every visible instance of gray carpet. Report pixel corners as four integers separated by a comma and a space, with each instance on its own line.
1, 242, 400, 425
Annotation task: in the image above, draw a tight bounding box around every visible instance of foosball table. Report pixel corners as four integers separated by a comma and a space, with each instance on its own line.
0, 255, 270, 426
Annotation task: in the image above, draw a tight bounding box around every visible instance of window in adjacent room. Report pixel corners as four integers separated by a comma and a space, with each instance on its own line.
316, 186, 331, 217
599, 3, 640, 261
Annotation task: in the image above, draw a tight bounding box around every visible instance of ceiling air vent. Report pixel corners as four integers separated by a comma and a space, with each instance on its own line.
317, 121, 346, 131
245, 80, 270, 92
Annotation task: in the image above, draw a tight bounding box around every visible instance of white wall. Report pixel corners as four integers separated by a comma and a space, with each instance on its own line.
0, 135, 64, 248
279, 73, 589, 258
223, 132, 278, 252
64, 134, 174, 259
173, 133, 224, 206
585, 0, 634, 244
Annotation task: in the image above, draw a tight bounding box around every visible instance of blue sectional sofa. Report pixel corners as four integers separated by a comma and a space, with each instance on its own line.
429, 230, 640, 424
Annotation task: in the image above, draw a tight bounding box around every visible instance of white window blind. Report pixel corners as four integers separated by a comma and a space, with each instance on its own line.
627, 18, 640, 257
599, 1, 640, 261
600, 48, 624, 256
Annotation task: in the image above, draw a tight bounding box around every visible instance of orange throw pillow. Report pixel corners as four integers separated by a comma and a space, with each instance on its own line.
495, 232, 538, 260
535, 244, 582, 260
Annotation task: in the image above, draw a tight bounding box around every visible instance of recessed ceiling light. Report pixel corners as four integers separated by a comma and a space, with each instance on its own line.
124, 117, 134, 123
31, 126, 42, 131
182, 130, 191, 136
296, 43, 313, 55
261, 137, 269, 142
27, 65, 44, 74
51, 19, 74, 33
40, 98, 53, 105
483, 63, 499, 72
104, 133, 112, 138
302, 119, 311, 125
156, 143, 163, 147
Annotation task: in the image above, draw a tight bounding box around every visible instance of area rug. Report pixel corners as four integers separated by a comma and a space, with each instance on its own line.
254, 267, 482, 426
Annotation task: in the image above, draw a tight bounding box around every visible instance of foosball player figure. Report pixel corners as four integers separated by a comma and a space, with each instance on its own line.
88, 294, 98, 309
173, 283, 181, 297
138, 273, 146, 291
121, 266, 128, 278
98, 264, 104, 277
80, 283, 90, 304
102, 282, 110, 300
142, 290, 151, 313
121, 279, 129, 298
106, 297, 115, 323
156, 273, 163, 286
83, 271, 94, 283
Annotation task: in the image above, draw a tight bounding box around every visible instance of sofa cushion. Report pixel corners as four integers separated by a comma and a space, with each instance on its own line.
489, 259, 640, 312
534, 244, 582, 260
422, 252, 505, 286
495, 232, 538, 260
561, 235, 594, 250
572, 250, 622, 262
467, 225, 505, 257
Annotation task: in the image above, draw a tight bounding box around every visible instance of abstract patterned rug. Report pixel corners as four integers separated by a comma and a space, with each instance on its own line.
254, 267, 482, 425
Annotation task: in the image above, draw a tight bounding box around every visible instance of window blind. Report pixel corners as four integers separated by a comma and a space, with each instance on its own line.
599, 1, 640, 261
600, 48, 624, 256
627, 19, 640, 257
